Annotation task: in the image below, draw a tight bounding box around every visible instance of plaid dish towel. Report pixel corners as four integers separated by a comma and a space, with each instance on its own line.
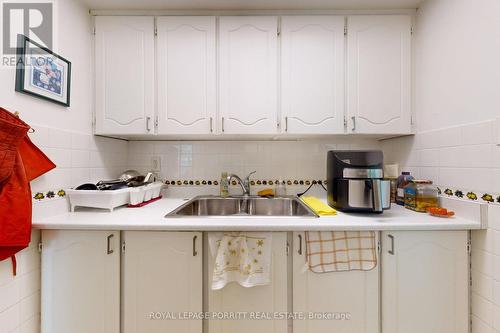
305, 231, 377, 273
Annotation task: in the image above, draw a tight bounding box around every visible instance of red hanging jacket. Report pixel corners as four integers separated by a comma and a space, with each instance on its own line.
0, 108, 55, 275
0, 109, 29, 183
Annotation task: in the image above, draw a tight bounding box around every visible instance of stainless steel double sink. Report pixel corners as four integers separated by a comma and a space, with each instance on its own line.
166, 196, 318, 218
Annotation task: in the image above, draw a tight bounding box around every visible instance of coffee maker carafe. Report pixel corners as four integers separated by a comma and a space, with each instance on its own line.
327, 150, 391, 213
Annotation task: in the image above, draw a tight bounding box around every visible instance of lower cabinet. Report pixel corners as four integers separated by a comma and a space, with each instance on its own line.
207, 232, 288, 333
41, 230, 120, 333
292, 232, 380, 333
381, 231, 469, 333
122, 231, 203, 333
40, 229, 470, 333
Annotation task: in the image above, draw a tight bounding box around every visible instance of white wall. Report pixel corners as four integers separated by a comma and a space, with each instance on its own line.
383, 1, 500, 332
0, 0, 93, 134
383, 0, 500, 197
414, 0, 500, 132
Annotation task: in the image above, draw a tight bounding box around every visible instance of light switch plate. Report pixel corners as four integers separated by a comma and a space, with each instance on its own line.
151, 155, 161, 172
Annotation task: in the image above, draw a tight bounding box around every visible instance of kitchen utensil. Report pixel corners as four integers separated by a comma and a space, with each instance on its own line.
96, 170, 142, 188
99, 182, 130, 191
75, 183, 98, 190
119, 170, 141, 181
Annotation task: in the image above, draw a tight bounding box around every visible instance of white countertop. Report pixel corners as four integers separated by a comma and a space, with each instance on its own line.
32, 197, 484, 231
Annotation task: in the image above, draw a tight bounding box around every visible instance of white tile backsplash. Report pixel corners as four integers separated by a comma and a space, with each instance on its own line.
382, 119, 499, 193
0, 231, 40, 333
29, 124, 128, 200
128, 138, 381, 184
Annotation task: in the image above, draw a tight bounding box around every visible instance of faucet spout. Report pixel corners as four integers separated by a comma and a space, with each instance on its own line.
226, 171, 256, 196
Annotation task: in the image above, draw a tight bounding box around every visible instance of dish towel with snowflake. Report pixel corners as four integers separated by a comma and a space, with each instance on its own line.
208, 232, 272, 290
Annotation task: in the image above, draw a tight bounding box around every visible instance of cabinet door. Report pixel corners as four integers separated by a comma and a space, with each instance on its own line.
157, 17, 216, 135
122, 231, 202, 333
41, 230, 120, 333
281, 16, 345, 134
293, 232, 379, 333
95, 16, 155, 135
208, 232, 287, 333
219, 16, 278, 134
381, 231, 469, 333
347, 15, 412, 134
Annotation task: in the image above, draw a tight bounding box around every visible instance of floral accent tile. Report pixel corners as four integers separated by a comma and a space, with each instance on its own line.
33, 189, 66, 201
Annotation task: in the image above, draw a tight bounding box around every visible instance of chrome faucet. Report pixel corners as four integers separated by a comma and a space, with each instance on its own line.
227, 171, 256, 196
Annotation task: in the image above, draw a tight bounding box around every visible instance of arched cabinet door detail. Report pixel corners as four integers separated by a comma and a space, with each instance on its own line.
95, 16, 155, 135
281, 16, 345, 134
157, 16, 216, 135
347, 15, 412, 135
219, 16, 278, 134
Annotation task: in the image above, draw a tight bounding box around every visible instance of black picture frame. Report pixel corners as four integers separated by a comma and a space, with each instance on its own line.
15, 34, 71, 107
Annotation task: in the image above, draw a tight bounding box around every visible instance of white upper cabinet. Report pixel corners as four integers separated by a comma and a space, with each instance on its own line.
93, 15, 413, 138
219, 16, 278, 134
381, 231, 469, 333
157, 17, 216, 135
347, 15, 412, 134
281, 16, 345, 134
95, 16, 155, 135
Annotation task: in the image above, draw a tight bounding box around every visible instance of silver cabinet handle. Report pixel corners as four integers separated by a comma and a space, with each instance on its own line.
351, 116, 356, 132
221, 117, 225, 133
388, 234, 395, 255
192, 235, 198, 256
298, 234, 303, 255
107, 234, 114, 255
285, 117, 288, 132
210, 117, 213, 133
146, 117, 151, 132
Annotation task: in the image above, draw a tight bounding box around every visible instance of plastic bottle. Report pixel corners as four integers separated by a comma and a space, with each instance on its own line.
220, 172, 229, 197
396, 171, 413, 206
384, 164, 399, 204
275, 180, 287, 197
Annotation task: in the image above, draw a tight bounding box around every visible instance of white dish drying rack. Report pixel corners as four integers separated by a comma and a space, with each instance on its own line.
67, 182, 164, 212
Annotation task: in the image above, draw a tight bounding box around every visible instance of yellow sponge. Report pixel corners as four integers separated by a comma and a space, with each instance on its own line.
258, 189, 275, 197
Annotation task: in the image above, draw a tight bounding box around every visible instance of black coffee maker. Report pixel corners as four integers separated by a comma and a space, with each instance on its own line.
327, 150, 391, 213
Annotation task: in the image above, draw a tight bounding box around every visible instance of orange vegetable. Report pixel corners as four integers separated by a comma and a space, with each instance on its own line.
427, 206, 455, 217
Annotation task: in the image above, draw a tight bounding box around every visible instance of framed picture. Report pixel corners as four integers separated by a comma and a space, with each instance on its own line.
15, 35, 71, 107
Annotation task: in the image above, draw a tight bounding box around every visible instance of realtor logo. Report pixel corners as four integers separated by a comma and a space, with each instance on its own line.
2, 1, 53, 55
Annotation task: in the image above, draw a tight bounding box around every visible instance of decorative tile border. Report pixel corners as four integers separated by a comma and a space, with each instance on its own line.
33, 183, 499, 206
30, 179, 328, 202
438, 187, 500, 204
164, 179, 328, 187
33, 189, 66, 201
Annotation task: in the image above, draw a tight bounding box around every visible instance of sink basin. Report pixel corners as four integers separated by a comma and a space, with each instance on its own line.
166, 196, 318, 218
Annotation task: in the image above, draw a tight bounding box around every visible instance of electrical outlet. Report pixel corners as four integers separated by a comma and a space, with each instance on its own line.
151, 156, 161, 172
